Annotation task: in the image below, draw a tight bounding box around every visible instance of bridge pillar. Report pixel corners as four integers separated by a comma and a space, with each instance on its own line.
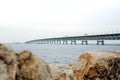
55, 40, 57, 44
46, 41, 49, 44
43, 41, 45, 44
71, 40, 76, 45
57, 40, 61, 44
48, 41, 50, 44
97, 40, 104, 45
52, 41, 55, 44
55, 41, 57, 44
81, 40, 88, 45
52, 41, 54, 44
41, 41, 43, 44
39, 41, 42, 44
53, 41, 56, 44
44, 41, 46, 44
53, 40, 57, 44
63, 40, 68, 45
50, 41, 52, 44
45, 41, 47, 44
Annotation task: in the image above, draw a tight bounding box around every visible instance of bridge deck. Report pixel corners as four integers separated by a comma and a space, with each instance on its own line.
26, 33, 120, 45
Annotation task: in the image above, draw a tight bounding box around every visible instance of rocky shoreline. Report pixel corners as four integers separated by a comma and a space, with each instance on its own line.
0, 43, 120, 80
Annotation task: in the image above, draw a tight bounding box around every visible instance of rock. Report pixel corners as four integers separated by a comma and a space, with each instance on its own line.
0, 43, 53, 80
55, 73, 66, 80
72, 51, 120, 80
51, 51, 120, 80
50, 64, 74, 80
0, 44, 17, 80
16, 50, 53, 80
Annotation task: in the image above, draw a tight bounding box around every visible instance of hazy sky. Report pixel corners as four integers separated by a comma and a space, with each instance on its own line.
0, 0, 120, 43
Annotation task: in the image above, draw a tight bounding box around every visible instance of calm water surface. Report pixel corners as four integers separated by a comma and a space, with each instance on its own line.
9, 43, 120, 64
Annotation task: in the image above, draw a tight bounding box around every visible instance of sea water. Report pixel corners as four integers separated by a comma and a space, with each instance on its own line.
9, 43, 120, 64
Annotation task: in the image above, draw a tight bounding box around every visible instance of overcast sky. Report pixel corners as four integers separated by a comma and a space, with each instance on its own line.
0, 0, 120, 43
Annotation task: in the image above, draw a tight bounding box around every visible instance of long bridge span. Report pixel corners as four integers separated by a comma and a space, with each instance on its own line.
26, 33, 120, 45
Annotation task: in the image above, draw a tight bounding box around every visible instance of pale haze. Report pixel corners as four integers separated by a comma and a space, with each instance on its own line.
0, 0, 120, 43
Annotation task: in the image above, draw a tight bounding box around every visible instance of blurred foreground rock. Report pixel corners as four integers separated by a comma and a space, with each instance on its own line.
16, 50, 53, 80
0, 43, 120, 80
50, 51, 120, 80
0, 43, 53, 80
0, 44, 17, 80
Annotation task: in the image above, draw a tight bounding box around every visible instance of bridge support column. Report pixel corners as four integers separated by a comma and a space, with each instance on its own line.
55, 41, 58, 44
81, 40, 88, 45
43, 41, 45, 44
48, 41, 51, 44
44, 41, 46, 44
57, 40, 61, 44
54, 41, 56, 44
63, 40, 68, 45
46, 41, 48, 44
52, 41, 54, 44
51, 41, 53, 44
39, 41, 42, 44
71, 40, 76, 45
41, 41, 43, 44
46, 41, 49, 44
97, 40, 104, 45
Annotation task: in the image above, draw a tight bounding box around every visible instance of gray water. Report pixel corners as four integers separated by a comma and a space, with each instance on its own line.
9, 43, 120, 64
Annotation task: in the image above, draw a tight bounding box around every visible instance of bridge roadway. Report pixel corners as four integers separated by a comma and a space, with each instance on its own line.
26, 33, 120, 45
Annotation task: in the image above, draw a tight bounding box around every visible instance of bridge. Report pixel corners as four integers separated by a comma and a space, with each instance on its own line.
25, 33, 120, 45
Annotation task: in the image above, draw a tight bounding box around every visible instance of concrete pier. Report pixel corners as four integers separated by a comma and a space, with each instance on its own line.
57, 40, 61, 44
71, 40, 76, 45
97, 40, 104, 45
81, 40, 88, 45
63, 40, 68, 45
